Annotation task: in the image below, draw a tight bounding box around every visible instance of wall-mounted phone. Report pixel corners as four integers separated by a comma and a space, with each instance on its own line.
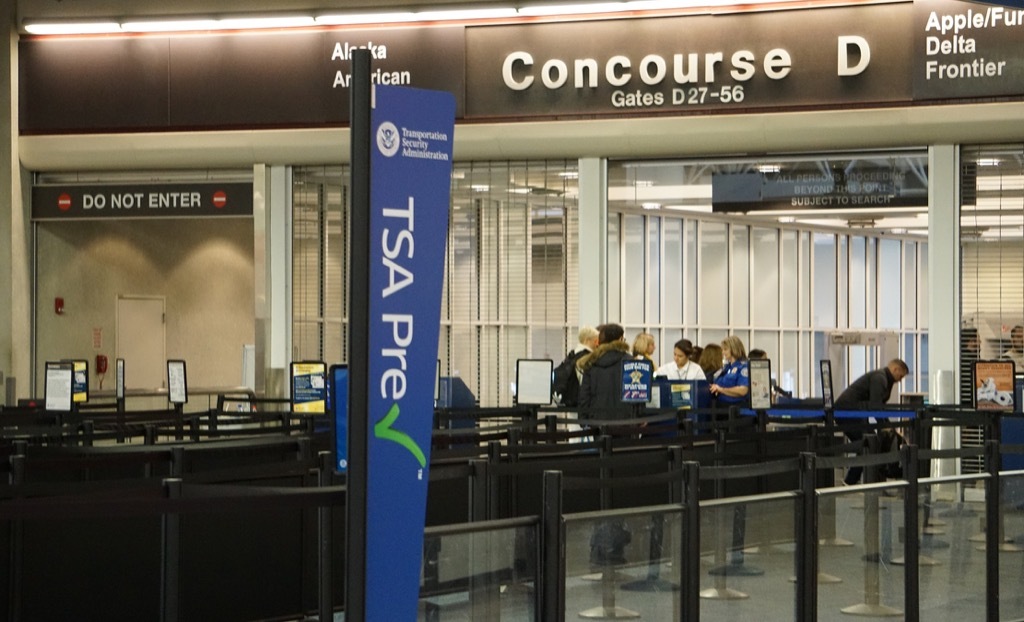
96, 354, 108, 374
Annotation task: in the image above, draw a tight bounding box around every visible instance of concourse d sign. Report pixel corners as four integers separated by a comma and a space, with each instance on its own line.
365, 84, 455, 622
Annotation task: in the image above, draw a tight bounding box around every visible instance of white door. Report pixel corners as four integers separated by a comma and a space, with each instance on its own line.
116, 296, 166, 390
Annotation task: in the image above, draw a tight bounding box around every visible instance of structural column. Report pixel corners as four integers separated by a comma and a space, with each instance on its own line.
928, 144, 960, 479
577, 157, 608, 327
253, 164, 292, 397
1, 10, 32, 402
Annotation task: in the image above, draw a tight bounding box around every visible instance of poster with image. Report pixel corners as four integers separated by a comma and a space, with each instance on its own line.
974, 360, 1016, 411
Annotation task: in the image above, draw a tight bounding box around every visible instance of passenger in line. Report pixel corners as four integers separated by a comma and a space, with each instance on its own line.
710, 335, 750, 407
631, 332, 656, 367
578, 323, 637, 422
699, 343, 724, 383
834, 358, 909, 485
656, 338, 705, 381
578, 323, 636, 567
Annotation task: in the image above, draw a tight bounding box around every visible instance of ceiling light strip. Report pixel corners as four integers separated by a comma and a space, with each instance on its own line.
23, 0, 805, 36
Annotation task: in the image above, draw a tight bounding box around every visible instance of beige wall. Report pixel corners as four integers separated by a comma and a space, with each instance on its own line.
34, 218, 254, 395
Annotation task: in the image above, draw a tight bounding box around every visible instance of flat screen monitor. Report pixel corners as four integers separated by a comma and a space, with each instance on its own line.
330, 364, 349, 473
515, 359, 553, 406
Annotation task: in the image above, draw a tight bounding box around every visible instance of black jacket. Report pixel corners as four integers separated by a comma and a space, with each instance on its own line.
578, 341, 637, 421
835, 366, 896, 409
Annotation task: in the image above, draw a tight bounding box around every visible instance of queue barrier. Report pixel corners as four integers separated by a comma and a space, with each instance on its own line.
0, 405, 1016, 621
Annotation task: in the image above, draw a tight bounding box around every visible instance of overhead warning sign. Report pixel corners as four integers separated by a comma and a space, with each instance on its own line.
32, 182, 254, 220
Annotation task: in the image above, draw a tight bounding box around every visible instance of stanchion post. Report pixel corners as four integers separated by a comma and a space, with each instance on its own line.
469, 458, 488, 523
489, 440, 504, 520
160, 478, 183, 622
8, 453, 25, 622
903, 444, 920, 622
681, 461, 701, 620
541, 470, 565, 622
318, 451, 334, 622
796, 452, 818, 621
985, 439, 1000, 622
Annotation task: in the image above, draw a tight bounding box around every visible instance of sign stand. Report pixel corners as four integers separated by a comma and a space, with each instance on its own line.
346, 48, 372, 622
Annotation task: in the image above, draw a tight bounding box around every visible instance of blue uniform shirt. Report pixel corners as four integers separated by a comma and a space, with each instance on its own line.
716, 359, 750, 405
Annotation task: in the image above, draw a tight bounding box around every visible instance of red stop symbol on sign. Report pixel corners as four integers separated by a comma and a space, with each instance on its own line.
212, 191, 227, 209
58, 193, 73, 212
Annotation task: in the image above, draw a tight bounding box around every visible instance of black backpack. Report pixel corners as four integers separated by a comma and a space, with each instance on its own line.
553, 349, 587, 406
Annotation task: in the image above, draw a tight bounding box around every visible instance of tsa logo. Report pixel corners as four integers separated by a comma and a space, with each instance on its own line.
376, 122, 400, 157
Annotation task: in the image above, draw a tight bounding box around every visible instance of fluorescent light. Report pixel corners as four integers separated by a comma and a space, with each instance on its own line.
777, 216, 796, 223
217, 17, 316, 30
415, 8, 520, 20
24, 21, 121, 35
317, 8, 517, 26
758, 164, 781, 173
978, 158, 1002, 166
121, 19, 220, 32
316, 12, 417, 25
119, 16, 316, 32
641, 202, 661, 210
518, 3, 628, 16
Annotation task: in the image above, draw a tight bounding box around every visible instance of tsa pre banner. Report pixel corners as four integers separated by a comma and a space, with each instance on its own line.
366, 84, 455, 622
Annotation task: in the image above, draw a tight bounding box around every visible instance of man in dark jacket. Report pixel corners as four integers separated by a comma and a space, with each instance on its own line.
578, 323, 637, 421
836, 358, 909, 485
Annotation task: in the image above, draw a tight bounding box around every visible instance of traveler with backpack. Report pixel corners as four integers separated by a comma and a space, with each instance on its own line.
552, 326, 598, 407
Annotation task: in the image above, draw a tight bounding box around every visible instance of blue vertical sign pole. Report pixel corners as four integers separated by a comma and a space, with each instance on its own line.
347, 48, 457, 622
346, 49, 372, 622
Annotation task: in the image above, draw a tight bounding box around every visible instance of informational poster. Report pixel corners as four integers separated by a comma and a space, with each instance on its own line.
749, 359, 773, 410
167, 359, 188, 404
44, 361, 74, 412
116, 358, 125, 400
364, 84, 455, 622
820, 360, 835, 409
331, 364, 349, 472
974, 360, 1016, 411
291, 361, 327, 414
621, 359, 653, 403
515, 359, 554, 405
69, 360, 89, 403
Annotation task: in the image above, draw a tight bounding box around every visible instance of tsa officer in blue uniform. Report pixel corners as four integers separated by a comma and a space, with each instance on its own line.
710, 335, 750, 406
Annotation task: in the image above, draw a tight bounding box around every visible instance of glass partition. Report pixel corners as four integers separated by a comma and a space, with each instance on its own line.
420, 521, 538, 621
698, 497, 797, 621
999, 471, 1024, 620
818, 484, 907, 619
564, 508, 684, 620
914, 479, 988, 620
